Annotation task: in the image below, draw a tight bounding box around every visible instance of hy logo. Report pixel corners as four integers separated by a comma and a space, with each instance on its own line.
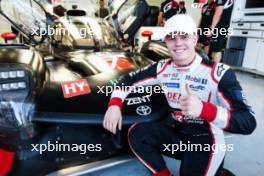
61, 79, 91, 98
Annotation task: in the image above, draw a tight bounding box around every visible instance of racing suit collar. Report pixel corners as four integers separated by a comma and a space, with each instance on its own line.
172, 53, 202, 72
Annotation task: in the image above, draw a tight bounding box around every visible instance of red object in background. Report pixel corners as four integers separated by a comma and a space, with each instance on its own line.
172, 0, 179, 8
51, 0, 62, 4
0, 149, 15, 175
106, 57, 135, 70
193, 0, 206, 3
141, 30, 153, 40
61, 79, 91, 98
1, 32, 16, 41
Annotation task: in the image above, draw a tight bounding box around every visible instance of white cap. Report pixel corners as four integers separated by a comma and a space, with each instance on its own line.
162, 14, 197, 40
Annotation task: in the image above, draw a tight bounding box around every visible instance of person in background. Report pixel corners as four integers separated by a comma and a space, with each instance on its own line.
157, 0, 179, 26
53, 4, 66, 17
95, 0, 109, 18
197, 0, 216, 54
208, 0, 234, 63
179, 1, 187, 14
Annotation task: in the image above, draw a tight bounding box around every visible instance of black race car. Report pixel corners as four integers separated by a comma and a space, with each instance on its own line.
0, 0, 168, 175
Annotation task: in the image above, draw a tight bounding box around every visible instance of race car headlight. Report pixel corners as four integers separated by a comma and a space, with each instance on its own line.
1, 81, 27, 90
0, 69, 30, 99
0, 65, 32, 102
0, 72, 8, 79
0, 66, 34, 139
0, 70, 26, 79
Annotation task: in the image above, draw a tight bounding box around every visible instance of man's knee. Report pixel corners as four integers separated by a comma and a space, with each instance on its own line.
128, 122, 156, 146
128, 123, 148, 141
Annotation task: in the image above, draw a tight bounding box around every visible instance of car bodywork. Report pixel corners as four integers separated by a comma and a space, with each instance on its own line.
0, 0, 168, 175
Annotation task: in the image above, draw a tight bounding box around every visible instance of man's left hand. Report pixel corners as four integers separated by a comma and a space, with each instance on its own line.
179, 84, 203, 117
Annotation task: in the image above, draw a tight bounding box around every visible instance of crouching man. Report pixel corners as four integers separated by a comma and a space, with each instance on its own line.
103, 14, 256, 176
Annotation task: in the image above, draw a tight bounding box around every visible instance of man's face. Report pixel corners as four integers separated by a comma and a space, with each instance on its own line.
165, 33, 197, 63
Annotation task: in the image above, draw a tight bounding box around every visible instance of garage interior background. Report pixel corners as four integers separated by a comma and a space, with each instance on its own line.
0, 0, 201, 42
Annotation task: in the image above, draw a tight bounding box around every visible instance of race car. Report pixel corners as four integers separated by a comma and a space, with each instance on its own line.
0, 0, 169, 175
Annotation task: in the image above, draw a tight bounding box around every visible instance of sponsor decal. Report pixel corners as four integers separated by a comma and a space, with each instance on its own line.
173, 111, 184, 122
185, 75, 208, 85
163, 83, 180, 88
126, 95, 151, 106
224, 0, 234, 9
216, 64, 226, 77
159, 60, 166, 67
163, 73, 180, 80
61, 79, 91, 98
129, 64, 153, 77
163, 2, 173, 13
192, 0, 206, 8
108, 79, 119, 86
184, 116, 204, 124
136, 105, 152, 116
173, 112, 204, 124
189, 84, 205, 91
213, 64, 229, 82
105, 57, 135, 70
163, 73, 171, 78
167, 92, 181, 103
129, 71, 137, 77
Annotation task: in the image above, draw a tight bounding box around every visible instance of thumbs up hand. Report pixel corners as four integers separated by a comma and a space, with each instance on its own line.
179, 84, 203, 117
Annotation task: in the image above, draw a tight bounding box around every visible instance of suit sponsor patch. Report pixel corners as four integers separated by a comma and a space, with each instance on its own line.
213, 63, 230, 82
163, 83, 180, 88
185, 75, 208, 84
